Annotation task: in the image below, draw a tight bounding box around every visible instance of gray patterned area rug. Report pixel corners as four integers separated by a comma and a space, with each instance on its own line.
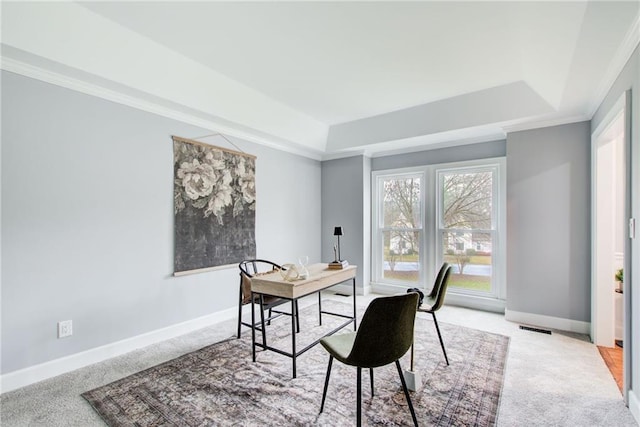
83, 300, 509, 426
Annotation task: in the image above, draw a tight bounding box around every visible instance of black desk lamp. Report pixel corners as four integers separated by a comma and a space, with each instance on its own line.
334, 226, 343, 261
329, 226, 348, 269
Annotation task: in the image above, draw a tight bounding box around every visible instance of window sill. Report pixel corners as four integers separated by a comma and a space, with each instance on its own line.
370, 281, 422, 295
369, 282, 505, 313
444, 291, 505, 313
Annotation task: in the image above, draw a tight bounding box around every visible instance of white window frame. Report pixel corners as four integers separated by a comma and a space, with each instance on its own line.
371, 167, 428, 292
371, 158, 506, 310
435, 159, 506, 302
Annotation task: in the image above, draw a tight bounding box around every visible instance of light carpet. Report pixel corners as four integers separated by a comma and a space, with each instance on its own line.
83, 300, 509, 426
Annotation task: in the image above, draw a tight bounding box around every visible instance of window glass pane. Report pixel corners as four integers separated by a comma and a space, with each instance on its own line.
442, 171, 492, 229
383, 230, 420, 283
382, 176, 421, 228
442, 231, 492, 292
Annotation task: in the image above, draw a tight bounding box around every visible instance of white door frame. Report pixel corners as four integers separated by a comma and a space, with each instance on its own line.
591, 91, 632, 403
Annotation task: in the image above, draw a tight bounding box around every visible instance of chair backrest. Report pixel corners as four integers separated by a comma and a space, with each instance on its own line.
429, 264, 452, 312
428, 262, 450, 299
238, 259, 281, 304
345, 293, 419, 368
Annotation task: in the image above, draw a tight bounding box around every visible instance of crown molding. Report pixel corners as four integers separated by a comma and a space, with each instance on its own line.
321, 149, 370, 162
587, 10, 640, 118
500, 113, 591, 135
0, 56, 324, 161
322, 123, 507, 161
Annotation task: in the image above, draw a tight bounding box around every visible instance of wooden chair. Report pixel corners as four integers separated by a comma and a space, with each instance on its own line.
319, 293, 420, 426
237, 259, 300, 340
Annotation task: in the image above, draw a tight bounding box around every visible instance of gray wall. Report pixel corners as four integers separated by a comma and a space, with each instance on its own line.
506, 122, 591, 321
592, 44, 639, 410
372, 139, 506, 171
1, 71, 321, 374
321, 156, 370, 291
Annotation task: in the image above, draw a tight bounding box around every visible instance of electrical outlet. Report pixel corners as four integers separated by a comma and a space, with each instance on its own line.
58, 320, 73, 338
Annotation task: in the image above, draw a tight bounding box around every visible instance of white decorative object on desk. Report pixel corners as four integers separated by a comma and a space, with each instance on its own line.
279, 264, 299, 282
298, 255, 310, 279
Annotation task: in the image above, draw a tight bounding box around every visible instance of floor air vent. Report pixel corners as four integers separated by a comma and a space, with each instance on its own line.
519, 325, 552, 335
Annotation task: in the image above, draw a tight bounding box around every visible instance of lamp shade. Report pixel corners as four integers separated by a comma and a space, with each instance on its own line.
333, 226, 343, 236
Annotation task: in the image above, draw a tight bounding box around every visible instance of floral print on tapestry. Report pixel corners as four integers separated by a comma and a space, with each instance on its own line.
173, 137, 256, 273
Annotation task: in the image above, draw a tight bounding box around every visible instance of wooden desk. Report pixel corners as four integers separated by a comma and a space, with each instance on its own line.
250, 263, 357, 378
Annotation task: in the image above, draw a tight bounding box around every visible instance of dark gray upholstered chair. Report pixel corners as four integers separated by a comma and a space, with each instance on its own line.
419, 262, 452, 365
237, 259, 300, 339
319, 293, 420, 427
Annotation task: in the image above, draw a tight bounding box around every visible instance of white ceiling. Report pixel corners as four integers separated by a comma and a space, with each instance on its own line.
2, 1, 640, 158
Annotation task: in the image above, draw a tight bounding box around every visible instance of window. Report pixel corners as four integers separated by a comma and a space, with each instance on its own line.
373, 171, 425, 285
437, 166, 500, 297
372, 159, 505, 305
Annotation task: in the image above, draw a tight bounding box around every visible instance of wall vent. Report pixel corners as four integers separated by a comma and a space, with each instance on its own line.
519, 325, 552, 335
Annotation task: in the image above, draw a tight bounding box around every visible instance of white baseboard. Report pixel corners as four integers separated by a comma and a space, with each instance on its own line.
0, 306, 238, 394
629, 389, 640, 425
504, 309, 591, 335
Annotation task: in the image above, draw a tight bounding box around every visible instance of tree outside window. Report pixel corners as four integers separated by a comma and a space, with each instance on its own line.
381, 176, 421, 283
441, 170, 494, 292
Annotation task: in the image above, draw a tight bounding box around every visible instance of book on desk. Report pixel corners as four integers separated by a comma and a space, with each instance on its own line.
328, 260, 349, 270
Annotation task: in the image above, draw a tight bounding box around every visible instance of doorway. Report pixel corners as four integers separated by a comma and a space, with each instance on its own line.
591, 91, 631, 402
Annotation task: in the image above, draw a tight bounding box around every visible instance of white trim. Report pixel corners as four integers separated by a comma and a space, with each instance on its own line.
592, 94, 626, 142
444, 292, 505, 314
370, 281, 412, 295
0, 57, 323, 161
434, 158, 507, 301
371, 167, 427, 286
370, 158, 506, 302
504, 309, 591, 335
591, 93, 626, 347
588, 12, 640, 118
370, 281, 505, 313
500, 114, 591, 135
629, 389, 640, 425
0, 306, 238, 394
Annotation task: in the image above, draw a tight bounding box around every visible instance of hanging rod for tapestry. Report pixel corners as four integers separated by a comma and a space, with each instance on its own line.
171, 134, 255, 159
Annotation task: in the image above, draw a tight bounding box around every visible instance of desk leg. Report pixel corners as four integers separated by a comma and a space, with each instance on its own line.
251, 291, 256, 362
318, 292, 323, 326
291, 299, 297, 378
353, 277, 357, 330
259, 294, 267, 348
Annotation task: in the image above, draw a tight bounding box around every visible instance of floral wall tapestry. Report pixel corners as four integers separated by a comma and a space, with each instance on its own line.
173, 136, 256, 274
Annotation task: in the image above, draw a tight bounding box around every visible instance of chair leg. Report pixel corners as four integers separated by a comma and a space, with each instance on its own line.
357, 367, 362, 427
267, 307, 273, 326
320, 356, 334, 413
295, 300, 300, 333
432, 312, 449, 365
370, 368, 374, 397
395, 360, 419, 427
